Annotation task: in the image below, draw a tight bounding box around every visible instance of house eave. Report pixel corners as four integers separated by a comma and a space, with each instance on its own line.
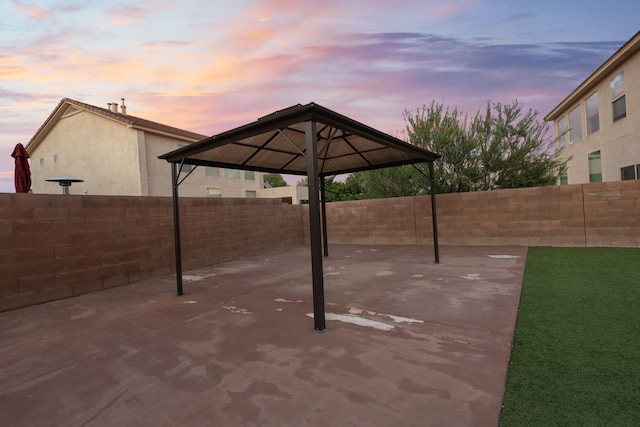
25, 98, 208, 155
129, 124, 205, 143
545, 31, 640, 122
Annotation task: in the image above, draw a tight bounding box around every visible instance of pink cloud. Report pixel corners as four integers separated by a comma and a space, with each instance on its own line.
426, 3, 463, 18
0, 169, 14, 179
0, 100, 47, 110
423, 0, 481, 18
216, 0, 342, 53
0, 64, 27, 80
104, 5, 149, 27
138, 41, 193, 50
10, 0, 49, 20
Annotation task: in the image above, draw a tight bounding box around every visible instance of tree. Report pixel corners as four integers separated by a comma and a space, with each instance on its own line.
352, 166, 428, 199
342, 174, 365, 200
263, 173, 287, 187
323, 175, 364, 201
463, 101, 563, 190
297, 175, 363, 201
355, 100, 565, 197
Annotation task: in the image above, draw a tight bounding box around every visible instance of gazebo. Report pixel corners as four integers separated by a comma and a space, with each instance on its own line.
159, 103, 441, 331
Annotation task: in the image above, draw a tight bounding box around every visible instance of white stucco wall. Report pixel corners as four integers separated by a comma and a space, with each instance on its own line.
144, 136, 265, 197
257, 185, 309, 204
29, 107, 265, 197
30, 110, 142, 195
556, 50, 640, 184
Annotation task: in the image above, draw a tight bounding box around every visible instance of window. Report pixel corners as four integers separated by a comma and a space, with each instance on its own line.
207, 187, 221, 198
611, 72, 626, 122
613, 96, 626, 122
586, 92, 599, 134
556, 117, 567, 148
559, 162, 568, 185
205, 166, 220, 177
177, 144, 191, 172
245, 190, 257, 198
588, 151, 602, 183
244, 170, 255, 180
224, 169, 241, 179
569, 106, 582, 143
621, 164, 640, 180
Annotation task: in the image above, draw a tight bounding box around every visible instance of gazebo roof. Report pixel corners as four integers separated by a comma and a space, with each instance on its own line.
158, 102, 440, 175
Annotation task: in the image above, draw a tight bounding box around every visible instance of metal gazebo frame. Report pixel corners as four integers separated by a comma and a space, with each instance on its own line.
159, 103, 441, 331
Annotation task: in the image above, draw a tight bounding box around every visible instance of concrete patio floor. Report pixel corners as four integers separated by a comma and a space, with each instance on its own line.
0, 244, 528, 426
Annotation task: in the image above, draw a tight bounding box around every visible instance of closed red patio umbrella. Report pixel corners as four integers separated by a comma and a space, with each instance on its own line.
11, 143, 31, 193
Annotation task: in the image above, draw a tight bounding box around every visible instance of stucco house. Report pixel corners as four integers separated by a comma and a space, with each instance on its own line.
25, 98, 265, 197
546, 31, 640, 184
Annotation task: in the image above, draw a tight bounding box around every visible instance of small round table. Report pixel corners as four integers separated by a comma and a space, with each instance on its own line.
46, 177, 84, 195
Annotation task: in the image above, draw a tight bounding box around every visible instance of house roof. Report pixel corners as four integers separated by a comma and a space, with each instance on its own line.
25, 98, 208, 154
158, 102, 441, 177
545, 31, 640, 121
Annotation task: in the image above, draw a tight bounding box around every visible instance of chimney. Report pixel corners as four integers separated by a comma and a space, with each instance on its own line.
111, 102, 119, 112
120, 98, 127, 115
107, 102, 112, 110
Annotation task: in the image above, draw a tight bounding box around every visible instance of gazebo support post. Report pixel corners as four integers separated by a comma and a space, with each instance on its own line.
320, 175, 329, 257
171, 163, 184, 295
429, 161, 440, 264
305, 120, 326, 331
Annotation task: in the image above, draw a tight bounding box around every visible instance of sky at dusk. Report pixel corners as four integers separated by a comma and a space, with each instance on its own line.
1, 0, 639, 192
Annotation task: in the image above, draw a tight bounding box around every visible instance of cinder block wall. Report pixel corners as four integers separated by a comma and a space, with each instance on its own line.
1, 194, 304, 312
582, 180, 640, 246
420, 185, 586, 246
3, 180, 639, 312
305, 181, 640, 247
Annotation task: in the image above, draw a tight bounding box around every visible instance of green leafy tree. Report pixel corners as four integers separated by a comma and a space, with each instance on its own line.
297, 175, 363, 201
324, 175, 364, 201
352, 166, 427, 199
342, 174, 365, 200
355, 100, 566, 197
263, 173, 287, 187
466, 101, 563, 190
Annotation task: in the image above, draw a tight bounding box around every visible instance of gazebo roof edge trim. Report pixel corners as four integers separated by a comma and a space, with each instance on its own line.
158, 102, 441, 165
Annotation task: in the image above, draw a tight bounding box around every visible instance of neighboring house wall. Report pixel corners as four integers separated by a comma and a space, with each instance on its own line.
30, 110, 143, 195
141, 133, 265, 198
548, 32, 640, 184
3, 181, 639, 312
26, 99, 265, 197
258, 185, 309, 204
172, 166, 264, 199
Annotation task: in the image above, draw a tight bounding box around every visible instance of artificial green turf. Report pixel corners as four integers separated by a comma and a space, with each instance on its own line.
499, 247, 640, 426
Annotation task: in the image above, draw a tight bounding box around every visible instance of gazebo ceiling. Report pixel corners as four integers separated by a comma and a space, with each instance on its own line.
158, 102, 440, 176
